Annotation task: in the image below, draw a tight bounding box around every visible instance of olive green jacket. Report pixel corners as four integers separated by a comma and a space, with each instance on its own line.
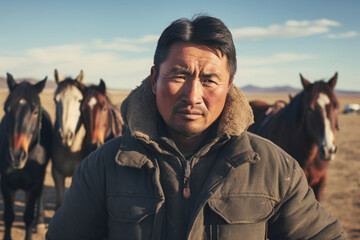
46, 77, 346, 240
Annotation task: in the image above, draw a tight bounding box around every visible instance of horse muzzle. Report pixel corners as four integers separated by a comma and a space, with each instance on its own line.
9, 148, 28, 169
319, 145, 337, 161
59, 129, 75, 148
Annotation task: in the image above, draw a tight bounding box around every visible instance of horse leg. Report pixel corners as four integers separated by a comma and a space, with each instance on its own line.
1, 181, 15, 240
31, 185, 45, 233
52, 167, 66, 210
24, 185, 42, 240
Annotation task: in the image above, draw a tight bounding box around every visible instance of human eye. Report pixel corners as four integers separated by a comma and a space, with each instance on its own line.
171, 75, 186, 83
202, 78, 218, 86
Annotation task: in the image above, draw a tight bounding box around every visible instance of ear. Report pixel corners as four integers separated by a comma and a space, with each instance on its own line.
7, 73, 17, 91
228, 77, 234, 90
300, 73, 311, 89
54, 69, 64, 84
99, 79, 106, 94
35, 77, 47, 94
150, 66, 157, 95
328, 72, 338, 90
76, 70, 84, 83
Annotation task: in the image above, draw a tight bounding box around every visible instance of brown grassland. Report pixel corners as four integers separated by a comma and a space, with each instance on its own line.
0, 89, 359, 239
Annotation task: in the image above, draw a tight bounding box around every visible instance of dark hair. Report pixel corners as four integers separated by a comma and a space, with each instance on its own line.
153, 15, 237, 79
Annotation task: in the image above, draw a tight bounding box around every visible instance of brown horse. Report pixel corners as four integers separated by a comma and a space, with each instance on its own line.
81, 79, 125, 156
248, 73, 339, 202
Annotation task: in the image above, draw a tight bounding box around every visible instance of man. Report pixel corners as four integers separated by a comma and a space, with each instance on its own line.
46, 16, 346, 239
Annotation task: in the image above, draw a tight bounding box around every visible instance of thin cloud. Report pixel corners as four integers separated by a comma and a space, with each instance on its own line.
238, 53, 317, 67
114, 35, 159, 44
327, 31, 358, 39
0, 43, 153, 89
231, 19, 340, 40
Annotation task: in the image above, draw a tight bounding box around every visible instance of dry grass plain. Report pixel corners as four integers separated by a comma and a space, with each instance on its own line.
0, 89, 359, 239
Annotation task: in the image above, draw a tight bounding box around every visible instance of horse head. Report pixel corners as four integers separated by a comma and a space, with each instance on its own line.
300, 72, 339, 161
81, 79, 111, 148
54, 69, 85, 147
4, 73, 47, 169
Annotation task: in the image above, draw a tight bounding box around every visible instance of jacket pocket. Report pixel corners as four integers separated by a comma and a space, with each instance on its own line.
107, 196, 155, 240
205, 196, 274, 240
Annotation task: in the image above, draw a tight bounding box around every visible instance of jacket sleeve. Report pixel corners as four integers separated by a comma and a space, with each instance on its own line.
268, 159, 347, 240
46, 150, 107, 240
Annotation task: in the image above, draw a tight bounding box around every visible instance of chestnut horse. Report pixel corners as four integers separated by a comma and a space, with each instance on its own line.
51, 69, 86, 210
81, 79, 125, 156
0, 74, 52, 240
248, 73, 339, 202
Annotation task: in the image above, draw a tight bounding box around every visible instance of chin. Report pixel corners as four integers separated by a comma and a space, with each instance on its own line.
175, 125, 206, 138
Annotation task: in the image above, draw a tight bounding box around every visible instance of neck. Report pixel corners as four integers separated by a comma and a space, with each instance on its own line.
166, 127, 211, 154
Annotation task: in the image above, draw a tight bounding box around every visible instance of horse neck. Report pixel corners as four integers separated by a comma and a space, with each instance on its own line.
281, 92, 319, 164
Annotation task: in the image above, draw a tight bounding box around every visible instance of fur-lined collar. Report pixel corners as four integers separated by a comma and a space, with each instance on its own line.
120, 76, 253, 142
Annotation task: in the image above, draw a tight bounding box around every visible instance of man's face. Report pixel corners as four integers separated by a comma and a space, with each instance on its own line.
151, 42, 233, 138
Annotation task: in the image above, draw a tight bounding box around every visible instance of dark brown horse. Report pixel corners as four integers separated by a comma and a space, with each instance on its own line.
248, 73, 339, 202
81, 79, 125, 156
0, 73, 52, 240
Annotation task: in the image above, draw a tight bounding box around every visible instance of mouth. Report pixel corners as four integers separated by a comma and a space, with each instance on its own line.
177, 109, 203, 120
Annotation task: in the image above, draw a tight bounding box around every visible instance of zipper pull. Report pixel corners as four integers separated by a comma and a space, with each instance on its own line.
183, 160, 191, 199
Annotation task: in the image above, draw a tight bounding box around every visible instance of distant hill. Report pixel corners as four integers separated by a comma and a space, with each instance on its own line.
240, 84, 301, 94
0, 77, 359, 95
240, 84, 360, 95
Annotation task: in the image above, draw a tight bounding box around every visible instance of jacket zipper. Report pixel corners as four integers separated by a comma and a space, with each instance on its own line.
183, 159, 191, 199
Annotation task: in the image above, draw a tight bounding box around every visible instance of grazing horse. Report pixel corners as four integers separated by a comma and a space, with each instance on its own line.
0, 73, 52, 240
51, 69, 86, 210
248, 73, 339, 202
81, 79, 124, 156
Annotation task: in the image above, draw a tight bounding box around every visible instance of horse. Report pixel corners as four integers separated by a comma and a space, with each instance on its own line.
248, 73, 339, 202
51, 69, 86, 210
81, 79, 124, 156
0, 73, 52, 240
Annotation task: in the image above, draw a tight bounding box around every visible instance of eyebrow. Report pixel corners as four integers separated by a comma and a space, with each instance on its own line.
170, 67, 220, 79
170, 67, 190, 75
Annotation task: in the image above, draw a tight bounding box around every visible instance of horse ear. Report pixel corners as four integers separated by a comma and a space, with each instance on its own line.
328, 72, 338, 90
76, 70, 84, 83
7, 73, 17, 91
99, 79, 106, 94
34, 77, 47, 94
78, 81, 86, 92
54, 69, 64, 84
300, 73, 311, 89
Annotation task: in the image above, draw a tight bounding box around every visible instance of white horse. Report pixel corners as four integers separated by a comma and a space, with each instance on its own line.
51, 69, 86, 209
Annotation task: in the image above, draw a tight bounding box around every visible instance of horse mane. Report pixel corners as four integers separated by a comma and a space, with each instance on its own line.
306, 80, 339, 108
83, 85, 124, 137
55, 78, 84, 95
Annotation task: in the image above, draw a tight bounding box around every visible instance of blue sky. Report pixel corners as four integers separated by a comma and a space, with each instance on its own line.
1, 0, 359, 91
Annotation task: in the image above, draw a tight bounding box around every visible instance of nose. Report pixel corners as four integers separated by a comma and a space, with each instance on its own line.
62, 130, 75, 147
319, 144, 337, 161
9, 148, 28, 169
182, 80, 202, 105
